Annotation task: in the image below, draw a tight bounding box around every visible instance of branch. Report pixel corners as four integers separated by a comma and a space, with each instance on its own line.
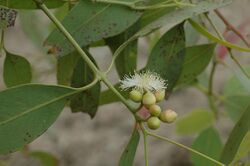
33, 0, 136, 113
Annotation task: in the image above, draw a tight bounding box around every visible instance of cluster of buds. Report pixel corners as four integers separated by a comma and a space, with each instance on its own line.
120, 71, 178, 130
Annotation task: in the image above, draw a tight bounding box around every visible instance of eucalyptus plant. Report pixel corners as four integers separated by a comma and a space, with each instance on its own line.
0, 0, 250, 166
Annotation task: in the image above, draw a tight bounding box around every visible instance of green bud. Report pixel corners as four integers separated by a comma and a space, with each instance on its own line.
154, 90, 165, 102
160, 109, 178, 123
129, 90, 143, 102
147, 117, 161, 130
149, 105, 161, 116
142, 92, 156, 106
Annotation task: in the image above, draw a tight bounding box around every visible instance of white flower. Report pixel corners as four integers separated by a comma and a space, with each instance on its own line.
120, 71, 167, 93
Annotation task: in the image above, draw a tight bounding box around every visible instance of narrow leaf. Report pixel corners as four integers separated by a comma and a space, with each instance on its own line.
145, 23, 185, 93
45, 0, 142, 57
0, 84, 76, 154
3, 52, 32, 87
119, 128, 140, 166
220, 105, 250, 164
177, 44, 215, 85
191, 128, 223, 166
176, 109, 215, 135
70, 51, 101, 118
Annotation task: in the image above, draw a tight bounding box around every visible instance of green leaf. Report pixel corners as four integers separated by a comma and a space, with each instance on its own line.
70, 52, 101, 118
220, 105, 250, 164
145, 23, 185, 93
177, 44, 215, 85
176, 109, 215, 135
0, 0, 64, 9
106, 21, 140, 78
3, 52, 32, 87
191, 127, 223, 166
57, 51, 80, 86
189, 19, 250, 53
231, 132, 250, 165
46, 0, 142, 57
30, 151, 58, 166
0, 84, 76, 154
136, 0, 232, 37
119, 128, 140, 166
224, 67, 250, 122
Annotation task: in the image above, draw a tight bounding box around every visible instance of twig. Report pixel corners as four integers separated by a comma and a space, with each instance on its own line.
205, 13, 250, 78
140, 123, 149, 166
214, 9, 250, 47
140, 124, 225, 166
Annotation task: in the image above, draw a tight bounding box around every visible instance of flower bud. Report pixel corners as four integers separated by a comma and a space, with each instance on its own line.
154, 90, 165, 102
149, 104, 161, 116
160, 109, 178, 123
147, 117, 161, 130
142, 92, 156, 106
129, 90, 143, 102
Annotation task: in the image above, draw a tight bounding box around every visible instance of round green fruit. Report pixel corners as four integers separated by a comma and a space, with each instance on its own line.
147, 117, 161, 130
149, 105, 161, 116
154, 90, 165, 102
160, 109, 178, 123
129, 90, 142, 102
142, 92, 156, 106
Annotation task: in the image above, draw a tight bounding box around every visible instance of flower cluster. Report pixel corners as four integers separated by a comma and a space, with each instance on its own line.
120, 71, 178, 130
120, 71, 167, 93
